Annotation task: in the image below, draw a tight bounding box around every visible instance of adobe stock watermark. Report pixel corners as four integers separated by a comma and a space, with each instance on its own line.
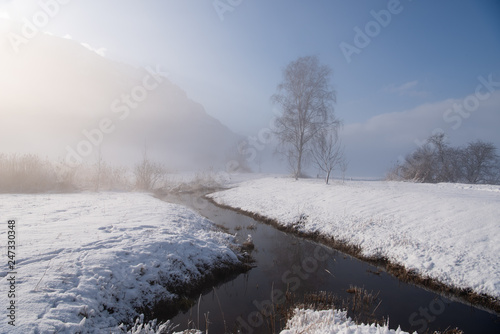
413, 73, 499, 149
236, 245, 335, 333
213, 0, 243, 21
65, 65, 168, 166
408, 296, 448, 333
339, 0, 413, 64
221, 114, 276, 181
442, 73, 499, 131
6, 0, 72, 55
189, 117, 274, 210
236, 118, 275, 168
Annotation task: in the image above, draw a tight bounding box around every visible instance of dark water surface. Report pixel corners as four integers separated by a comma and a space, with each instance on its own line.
160, 193, 500, 333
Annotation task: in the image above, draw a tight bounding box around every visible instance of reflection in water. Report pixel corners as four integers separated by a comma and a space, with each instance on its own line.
160, 193, 500, 334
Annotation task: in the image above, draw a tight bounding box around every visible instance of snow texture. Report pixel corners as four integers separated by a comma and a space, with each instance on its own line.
0, 192, 241, 333
209, 177, 500, 299
280, 308, 413, 334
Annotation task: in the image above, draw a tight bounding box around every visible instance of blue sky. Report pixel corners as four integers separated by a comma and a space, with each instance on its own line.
1, 0, 499, 176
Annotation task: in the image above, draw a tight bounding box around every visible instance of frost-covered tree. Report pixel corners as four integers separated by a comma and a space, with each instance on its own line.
462, 140, 499, 184
312, 126, 344, 184
388, 134, 500, 185
427, 133, 461, 183
134, 147, 167, 191
272, 56, 338, 179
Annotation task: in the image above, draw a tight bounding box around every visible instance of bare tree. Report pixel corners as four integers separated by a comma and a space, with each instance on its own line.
94, 145, 103, 192
462, 140, 499, 184
0, 154, 56, 193
272, 56, 338, 179
398, 143, 437, 183
388, 134, 500, 185
311, 126, 344, 184
391, 134, 457, 183
91, 148, 131, 191
134, 147, 167, 191
427, 133, 461, 182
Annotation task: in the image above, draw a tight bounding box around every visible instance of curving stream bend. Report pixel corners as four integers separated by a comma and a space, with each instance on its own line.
159, 192, 500, 334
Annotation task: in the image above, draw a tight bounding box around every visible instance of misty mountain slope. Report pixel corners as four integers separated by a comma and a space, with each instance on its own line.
0, 30, 241, 168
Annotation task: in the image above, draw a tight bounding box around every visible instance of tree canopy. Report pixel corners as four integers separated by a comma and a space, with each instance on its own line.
272, 56, 338, 179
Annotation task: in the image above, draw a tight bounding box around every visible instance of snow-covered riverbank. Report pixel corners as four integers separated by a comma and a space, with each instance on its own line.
280, 308, 411, 334
0, 192, 243, 333
208, 177, 500, 301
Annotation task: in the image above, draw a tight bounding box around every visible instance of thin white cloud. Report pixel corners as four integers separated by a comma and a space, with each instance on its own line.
0, 11, 10, 19
389, 80, 418, 92
342, 90, 500, 177
383, 80, 428, 97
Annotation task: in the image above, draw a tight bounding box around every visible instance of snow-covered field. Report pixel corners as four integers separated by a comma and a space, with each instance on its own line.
280, 308, 411, 334
208, 177, 500, 300
0, 192, 242, 333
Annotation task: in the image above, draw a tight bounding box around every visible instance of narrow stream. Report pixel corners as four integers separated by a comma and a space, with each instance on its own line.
160, 193, 500, 333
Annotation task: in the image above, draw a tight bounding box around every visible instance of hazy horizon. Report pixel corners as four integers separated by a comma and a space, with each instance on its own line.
1, 0, 499, 178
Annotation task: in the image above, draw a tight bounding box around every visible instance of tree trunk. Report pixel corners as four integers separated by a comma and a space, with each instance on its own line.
296, 154, 301, 180
296, 147, 303, 180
